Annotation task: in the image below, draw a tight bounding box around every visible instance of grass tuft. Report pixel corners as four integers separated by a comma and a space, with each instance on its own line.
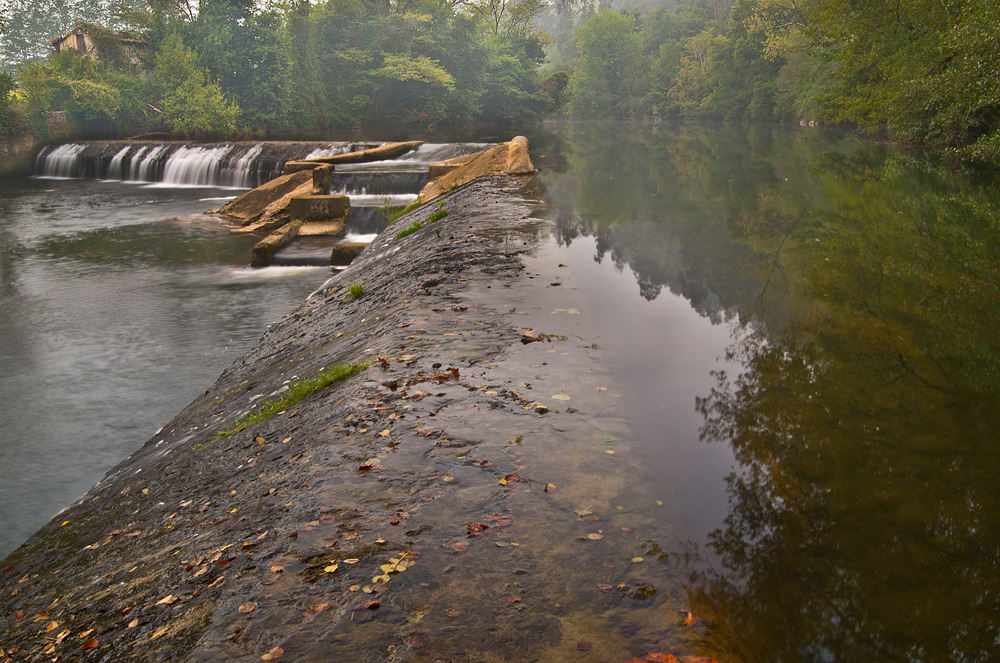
426, 207, 448, 223
388, 199, 423, 222
203, 362, 368, 446
394, 220, 423, 239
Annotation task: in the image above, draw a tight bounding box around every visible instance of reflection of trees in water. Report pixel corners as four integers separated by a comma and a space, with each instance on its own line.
541, 122, 1000, 662
691, 156, 1000, 661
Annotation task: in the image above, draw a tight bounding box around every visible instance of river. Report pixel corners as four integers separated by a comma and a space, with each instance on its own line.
3, 124, 1000, 662
0, 178, 330, 557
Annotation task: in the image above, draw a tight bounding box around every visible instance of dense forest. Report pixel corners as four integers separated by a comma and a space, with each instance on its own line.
0, 0, 997, 162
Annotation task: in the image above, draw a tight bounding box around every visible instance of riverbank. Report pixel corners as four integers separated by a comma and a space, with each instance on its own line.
0, 170, 708, 662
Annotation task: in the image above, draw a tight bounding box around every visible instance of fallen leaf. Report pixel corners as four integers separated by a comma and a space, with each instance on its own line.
364, 600, 380, 610
544, 483, 556, 493
155, 595, 179, 606
551, 394, 570, 401
81, 639, 99, 650
255, 435, 265, 447
631, 557, 644, 563
575, 509, 593, 517
505, 595, 521, 603
677, 609, 696, 626
150, 626, 169, 640
44, 621, 59, 632
405, 632, 429, 649
33, 610, 49, 622
597, 583, 614, 591
324, 563, 339, 573
595, 386, 607, 392
577, 641, 592, 651
379, 429, 391, 437
342, 558, 360, 564
446, 609, 460, 618
305, 602, 330, 616
127, 619, 139, 628
646, 655, 679, 663
238, 602, 257, 614
261, 646, 284, 660
587, 533, 604, 540
78, 629, 94, 638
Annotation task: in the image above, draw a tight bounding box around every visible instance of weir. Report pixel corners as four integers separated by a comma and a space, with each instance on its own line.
32, 141, 385, 188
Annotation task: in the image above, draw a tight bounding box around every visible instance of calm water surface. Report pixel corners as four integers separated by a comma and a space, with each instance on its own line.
535, 123, 1000, 662
0, 178, 328, 557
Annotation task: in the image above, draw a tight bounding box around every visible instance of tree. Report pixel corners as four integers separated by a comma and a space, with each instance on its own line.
150, 33, 239, 135
567, 11, 643, 119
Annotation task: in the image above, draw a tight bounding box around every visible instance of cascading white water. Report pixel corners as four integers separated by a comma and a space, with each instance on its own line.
104, 146, 131, 181
160, 145, 233, 187
126, 146, 149, 181
222, 144, 263, 188
303, 143, 364, 160
36, 144, 86, 178
135, 146, 167, 182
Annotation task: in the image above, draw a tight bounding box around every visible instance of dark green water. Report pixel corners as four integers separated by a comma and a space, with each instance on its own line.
536, 123, 1000, 662
0, 178, 329, 558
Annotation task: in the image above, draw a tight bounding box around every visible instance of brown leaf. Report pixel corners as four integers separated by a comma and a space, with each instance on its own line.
33, 610, 49, 622
127, 619, 139, 628
677, 658, 720, 663
404, 632, 429, 649
305, 602, 330, 616
505, 595, 521, 603
261, 646, 284, 660
677, 609, 696, 626
577, 641, 592, 651
446, 609, 460, 618
44, 621, 59, 632
155, 594, 179, 606
364, 600, 380, 610
81, 639, 99, 651
238, 602, 257, 614
646, 654, 679, 663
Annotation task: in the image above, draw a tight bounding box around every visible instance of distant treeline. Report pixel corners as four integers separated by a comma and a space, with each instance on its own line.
557, 0, 1000, 163
0, 0, 997, 163
0, 0, 553, 138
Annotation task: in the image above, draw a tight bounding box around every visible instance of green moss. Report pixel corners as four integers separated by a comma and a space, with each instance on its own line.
203, 362, 368, 446
349, 283, 364, 299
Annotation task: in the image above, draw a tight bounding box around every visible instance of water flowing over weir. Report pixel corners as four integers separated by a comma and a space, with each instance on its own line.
33, 141, 383, 188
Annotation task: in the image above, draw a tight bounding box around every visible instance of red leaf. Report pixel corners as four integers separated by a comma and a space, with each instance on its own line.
81, 639, 99, 651
577, 642, 592, 651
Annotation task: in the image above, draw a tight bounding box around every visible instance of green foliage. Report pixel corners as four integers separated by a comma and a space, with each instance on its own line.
0, 72, 18, 137
348, 283, 365, 299
389, 199, 424, 222
395, 220, 423, 239
209, 362, 368, 443
151, 34, 240, 136
568, 11, 644, 119
426, 207, 448, 223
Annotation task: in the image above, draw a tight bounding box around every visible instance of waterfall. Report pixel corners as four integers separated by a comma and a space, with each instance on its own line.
126, 146, 149, 181
35, 144, 86, 178
222, 144, 263, 188
161, 145, 233, 187
105, 146, 131, 181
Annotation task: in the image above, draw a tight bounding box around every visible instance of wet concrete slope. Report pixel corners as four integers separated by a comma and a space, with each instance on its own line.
0, 175, 705, 663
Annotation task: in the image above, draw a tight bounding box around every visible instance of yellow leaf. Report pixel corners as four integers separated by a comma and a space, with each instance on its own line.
631, 557, 644, 563
379, 429, 391, 437
587, 533, 603, 540
155, 595, 177, 606
324, 564, 339, 573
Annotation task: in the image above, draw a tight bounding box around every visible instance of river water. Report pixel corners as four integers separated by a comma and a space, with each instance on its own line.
533, 122, 1000, 662
0, 178, 329, 557
2, 125, 1000, 662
